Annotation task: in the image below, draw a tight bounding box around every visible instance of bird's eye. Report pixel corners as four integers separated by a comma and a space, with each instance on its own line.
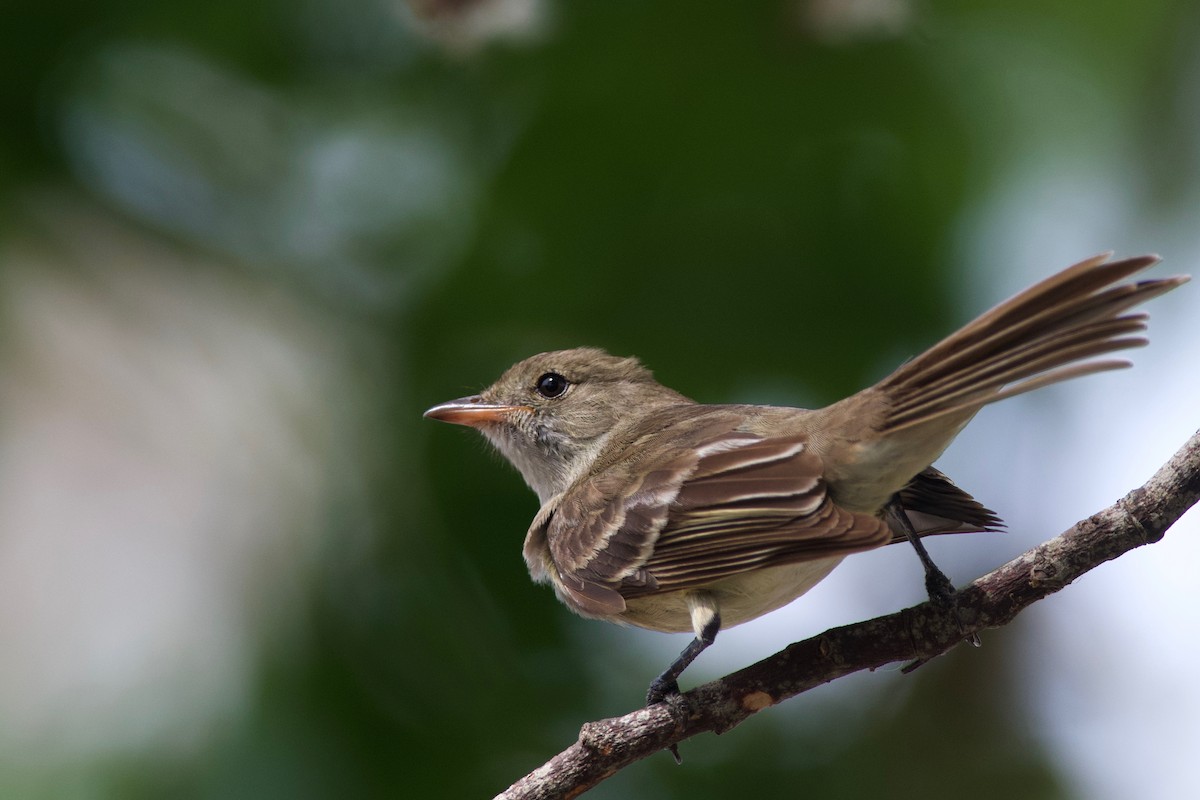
535, 372, 569, 399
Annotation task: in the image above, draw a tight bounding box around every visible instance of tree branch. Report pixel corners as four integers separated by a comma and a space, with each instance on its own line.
496, 427, 1200, 800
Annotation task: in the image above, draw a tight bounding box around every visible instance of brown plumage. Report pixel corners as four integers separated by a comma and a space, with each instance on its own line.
878, 253, 1175, 432
424, 253, 1186, 701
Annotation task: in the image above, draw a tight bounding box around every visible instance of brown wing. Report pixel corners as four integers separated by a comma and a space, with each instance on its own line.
629, 435, 892, 594
536, 416, 891, 617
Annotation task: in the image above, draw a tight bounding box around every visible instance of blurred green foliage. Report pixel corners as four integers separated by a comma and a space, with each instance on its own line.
1, 0, 1195, 797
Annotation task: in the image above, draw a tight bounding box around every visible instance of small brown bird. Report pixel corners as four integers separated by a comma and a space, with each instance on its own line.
425, 254, 1185, 705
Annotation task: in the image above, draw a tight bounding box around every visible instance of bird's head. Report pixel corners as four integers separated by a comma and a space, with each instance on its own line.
424, 347, 690, 501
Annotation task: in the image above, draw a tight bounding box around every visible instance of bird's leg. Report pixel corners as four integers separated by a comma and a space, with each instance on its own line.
887, 495, 956, 606
888, 496, 981, 651
646, 609, 720, 765
646, 612, 720, 706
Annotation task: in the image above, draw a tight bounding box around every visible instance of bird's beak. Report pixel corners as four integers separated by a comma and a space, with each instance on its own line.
423, 395, 530, 427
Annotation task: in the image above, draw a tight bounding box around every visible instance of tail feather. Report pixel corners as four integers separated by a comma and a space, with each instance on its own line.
895, 253, 1152, 377
887, 332, 1147, 430
904, 315, 1147, 408
887, 467, 1003, 541
877, 254, 1186, 434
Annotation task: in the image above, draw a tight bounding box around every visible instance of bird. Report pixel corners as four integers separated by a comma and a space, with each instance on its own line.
424, 253, 1185, 708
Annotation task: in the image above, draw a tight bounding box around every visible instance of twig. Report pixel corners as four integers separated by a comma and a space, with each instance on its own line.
496, 427, 1200, 800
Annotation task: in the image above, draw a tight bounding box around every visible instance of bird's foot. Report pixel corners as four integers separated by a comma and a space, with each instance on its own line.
923, 571, 982, 648
646, 677, 680, 708
925, 567, 957, 607
646, 678, 688, 764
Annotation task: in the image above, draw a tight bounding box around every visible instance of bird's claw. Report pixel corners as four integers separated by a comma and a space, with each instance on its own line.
646, 679, 688, 763
646, 677, 681, 707
925, 569, 957, 607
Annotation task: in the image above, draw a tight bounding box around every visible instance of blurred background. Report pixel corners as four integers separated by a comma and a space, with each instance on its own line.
2, 0, 1198, 797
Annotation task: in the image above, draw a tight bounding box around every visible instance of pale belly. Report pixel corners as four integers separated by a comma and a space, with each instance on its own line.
618, 556, 845, 634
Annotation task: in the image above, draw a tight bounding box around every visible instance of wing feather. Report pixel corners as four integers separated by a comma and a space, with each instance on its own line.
533, 413, 891, 616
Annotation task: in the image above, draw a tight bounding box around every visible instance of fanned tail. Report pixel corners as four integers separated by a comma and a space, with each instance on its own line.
877, 253, 1186, 434
817, 253, 1187, 514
